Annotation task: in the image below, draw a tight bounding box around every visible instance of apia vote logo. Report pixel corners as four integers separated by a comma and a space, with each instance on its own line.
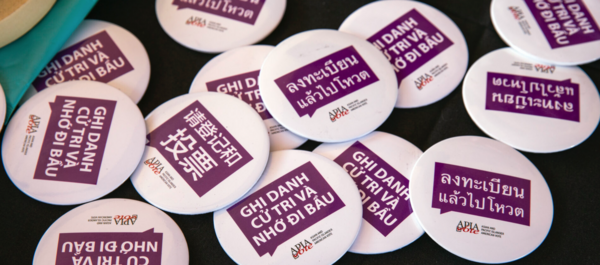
290, 239, 313, 259
456, 220, 479, 234
329, 106, 350, 122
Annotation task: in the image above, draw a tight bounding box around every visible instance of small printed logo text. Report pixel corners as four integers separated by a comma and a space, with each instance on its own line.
186, 16, 206, 27
114, 215, 138, 226
291, 239, 313, 259
329, 106, 350, 122
535, 64, 556, 74
508, 6, 525, 20
26, 115, 41, 134
415, 73, 434, 90
456, 220, 479, 234
144, 157, 164, 175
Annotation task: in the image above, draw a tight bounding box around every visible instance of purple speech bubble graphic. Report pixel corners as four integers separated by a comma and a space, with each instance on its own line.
227, 162, 346, 257
367, 8, 454, 86
33, 96, 117, 185
274, 46, 379, 118
333, 141, 412, 237
55, 228, 163, 265
432, 162, 531, 226
523, 0, 600, 49
206, 70, 272, 120
486, 72, 580, 122
172, 0, 265, 25
147, 100, 253, 198
32, 31, 134, 92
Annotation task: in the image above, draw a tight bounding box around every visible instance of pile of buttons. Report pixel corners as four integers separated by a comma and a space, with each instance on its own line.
1, 0, 598, 264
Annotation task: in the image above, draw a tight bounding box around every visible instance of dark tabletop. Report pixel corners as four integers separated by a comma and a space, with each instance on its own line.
1, 0, 599, 264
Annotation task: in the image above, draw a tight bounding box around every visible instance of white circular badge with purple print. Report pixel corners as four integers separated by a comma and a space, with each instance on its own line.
313, 131, 424, 254
259, 29, 398, 143
2, 81, 146, 205
189, 45, 307, 151
463, 48, 600, 153
0, 83, 6, 132
491, 0, 600, 65
130, 92, 270, 214
409, 136, 553, 263
214, 150, 363, 264
339, 0, 469, 108
22, 19, 151, 104
33, 199, 189, 265
155, 0, 286, 53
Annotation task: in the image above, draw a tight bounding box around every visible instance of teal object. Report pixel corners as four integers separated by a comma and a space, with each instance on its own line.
0, 0, 98, 123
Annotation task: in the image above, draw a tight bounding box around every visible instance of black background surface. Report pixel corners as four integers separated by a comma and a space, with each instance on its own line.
2, 0, 599, 264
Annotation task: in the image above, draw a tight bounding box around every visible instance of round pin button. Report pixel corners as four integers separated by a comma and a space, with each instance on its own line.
22, 19, 151, 104
155, 0, 286, 53
0, 83, 6, 131
339, 0, 469, 108
313, 131, 424, 254
409, 136, 553, 263
189, 45, 307, 151
33, 199, 189, 265
214, 150, 362, 264
131, 92, 270, 214
491, 0, 600, 65
259, 29, 398, 143
2, 81, 146, 205
463, 47, 600, 153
